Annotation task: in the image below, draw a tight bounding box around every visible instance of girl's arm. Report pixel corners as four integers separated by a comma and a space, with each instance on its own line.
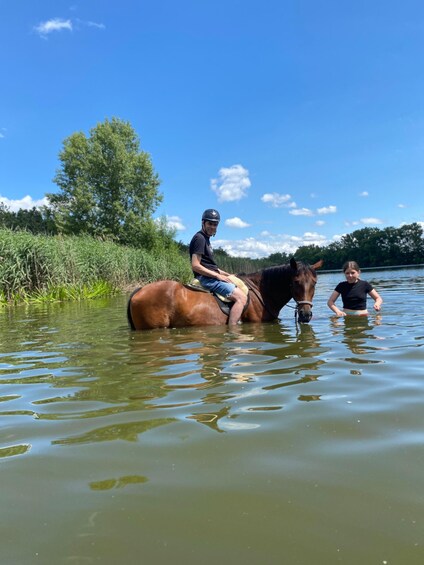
327, 290, 345, 316
369, 289, 383, 311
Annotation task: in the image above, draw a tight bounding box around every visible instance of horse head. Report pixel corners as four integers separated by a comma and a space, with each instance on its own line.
289, 258, 323, 323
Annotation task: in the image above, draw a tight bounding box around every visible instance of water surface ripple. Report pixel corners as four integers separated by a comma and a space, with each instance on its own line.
0, 268, 423, 564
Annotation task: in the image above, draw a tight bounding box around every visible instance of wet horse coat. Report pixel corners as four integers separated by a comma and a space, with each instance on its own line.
127, 258, 323, 330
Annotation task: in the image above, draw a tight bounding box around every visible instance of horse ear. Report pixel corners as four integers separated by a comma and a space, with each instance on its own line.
312, 259, 324, 270
290, 257, 297, 270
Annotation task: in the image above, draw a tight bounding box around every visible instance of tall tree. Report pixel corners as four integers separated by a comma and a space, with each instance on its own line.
47, 117, 163, 248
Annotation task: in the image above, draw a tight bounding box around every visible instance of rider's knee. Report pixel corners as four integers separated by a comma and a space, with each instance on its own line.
232, 289, 247, 305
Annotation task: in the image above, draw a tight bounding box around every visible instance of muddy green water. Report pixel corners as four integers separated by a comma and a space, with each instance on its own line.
0, 268, 423, 564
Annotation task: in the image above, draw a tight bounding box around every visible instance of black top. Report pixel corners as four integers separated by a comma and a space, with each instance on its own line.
189, 230, 219, 276
334, 280, 373, 310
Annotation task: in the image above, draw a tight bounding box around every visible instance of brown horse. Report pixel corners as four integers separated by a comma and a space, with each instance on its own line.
127, 258, 323, 330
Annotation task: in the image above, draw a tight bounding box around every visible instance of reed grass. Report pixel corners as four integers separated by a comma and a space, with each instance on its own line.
0, 229, 192, 304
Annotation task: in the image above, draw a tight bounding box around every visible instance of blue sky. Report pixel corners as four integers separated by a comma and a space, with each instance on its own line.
1, 1, 423, 258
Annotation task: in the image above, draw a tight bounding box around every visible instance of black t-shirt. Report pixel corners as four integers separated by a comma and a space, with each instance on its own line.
335, 280, 373, 310
189, 230, 219, 276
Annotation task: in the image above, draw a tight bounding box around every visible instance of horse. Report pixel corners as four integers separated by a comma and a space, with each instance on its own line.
127, 258, 323, 330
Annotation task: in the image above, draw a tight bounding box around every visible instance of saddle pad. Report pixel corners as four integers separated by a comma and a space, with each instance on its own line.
187, 275, 249, 303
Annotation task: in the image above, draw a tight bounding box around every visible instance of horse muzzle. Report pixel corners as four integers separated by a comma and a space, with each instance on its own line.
296, 301, 313, 323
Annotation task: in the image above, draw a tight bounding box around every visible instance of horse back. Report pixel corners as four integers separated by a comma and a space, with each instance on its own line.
128, 280, 227, 330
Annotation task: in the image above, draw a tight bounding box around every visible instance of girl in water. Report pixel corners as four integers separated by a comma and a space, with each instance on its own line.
327, 261, 383, 317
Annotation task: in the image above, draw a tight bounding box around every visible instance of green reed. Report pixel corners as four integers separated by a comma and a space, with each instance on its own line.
0, 229, 192, 304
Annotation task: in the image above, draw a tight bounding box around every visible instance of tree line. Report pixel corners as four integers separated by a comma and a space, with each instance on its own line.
1, 117, 423, 273
293, 222, 424, 270
178, 222, 424, 273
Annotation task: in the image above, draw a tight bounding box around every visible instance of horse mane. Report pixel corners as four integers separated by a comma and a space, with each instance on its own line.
240, 261, 312, 284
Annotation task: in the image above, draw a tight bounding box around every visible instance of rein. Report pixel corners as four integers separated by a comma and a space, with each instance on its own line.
241, 268, 315, 322
241, 277, 278, 320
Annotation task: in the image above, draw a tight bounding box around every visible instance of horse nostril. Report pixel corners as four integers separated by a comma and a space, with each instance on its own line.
298, 310, 312, 323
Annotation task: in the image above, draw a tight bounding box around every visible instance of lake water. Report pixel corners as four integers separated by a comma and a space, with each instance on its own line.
1, 267, 423, 564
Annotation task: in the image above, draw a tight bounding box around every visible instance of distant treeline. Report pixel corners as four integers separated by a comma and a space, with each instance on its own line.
179, 222, 424, 273
0, 222, 422, 304
293, 222, 424, 270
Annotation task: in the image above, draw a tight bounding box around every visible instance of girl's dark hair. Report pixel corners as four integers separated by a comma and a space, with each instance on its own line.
342, 261, 360, 272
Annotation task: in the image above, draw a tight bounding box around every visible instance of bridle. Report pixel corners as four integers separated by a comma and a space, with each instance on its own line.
286, 280, 314, 321
241, 277, 314, 322
286, 299, 314, 321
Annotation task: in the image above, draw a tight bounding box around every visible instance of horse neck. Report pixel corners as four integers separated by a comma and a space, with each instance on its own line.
246, 266, 293, 313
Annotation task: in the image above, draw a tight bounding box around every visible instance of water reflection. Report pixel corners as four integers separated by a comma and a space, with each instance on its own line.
89, 475, 148, 491
0, 443, 31, 458
52, 417, 176, 445
128, 322, 329, 433
0, 316, 330, 442
330, 315, 383, 356
0, 272, 419, 450
1, 270, 424, 564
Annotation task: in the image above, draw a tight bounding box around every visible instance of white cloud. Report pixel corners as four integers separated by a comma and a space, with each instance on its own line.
214, 231, 329, 259
34, 18, 105, 38
301, 232, 328, 243
164, 215, 185, 231
289, 207, 314, 216
360, 217, 383, 225
214, 237, 287, 258
225, 217, 250, 228
398, 203, 406, 208
359, 191, 369, 197
34, 18, 73, 37
361, 218, 383, 225
315, 220, 325, 226
82, 20, 106, 30
0, 195, 49, 212
210, 164, 251, 202
261, 192, 292, 208
317, 205, 337, 215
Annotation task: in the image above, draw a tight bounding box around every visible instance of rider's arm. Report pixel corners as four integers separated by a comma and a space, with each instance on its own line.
191, 254, 221, 279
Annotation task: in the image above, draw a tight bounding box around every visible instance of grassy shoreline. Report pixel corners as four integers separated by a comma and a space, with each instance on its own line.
0, 229, 192, 305
2, 229, 422, 306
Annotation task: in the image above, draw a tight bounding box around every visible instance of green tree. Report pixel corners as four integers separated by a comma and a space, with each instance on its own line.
315, 223, 424, 269
0, 203, 57, 235
295, 245, 323, 265
393, 223, 424, 264
47, 117, 163, 248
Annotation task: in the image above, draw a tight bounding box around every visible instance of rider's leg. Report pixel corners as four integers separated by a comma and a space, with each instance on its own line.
228, 287, 248, 325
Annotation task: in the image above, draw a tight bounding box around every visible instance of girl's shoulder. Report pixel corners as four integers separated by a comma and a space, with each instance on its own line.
358, 279, 373, 289
335, 280, 349, 291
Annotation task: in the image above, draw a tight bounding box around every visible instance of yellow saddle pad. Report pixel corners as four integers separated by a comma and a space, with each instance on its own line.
188, 275, 249, 303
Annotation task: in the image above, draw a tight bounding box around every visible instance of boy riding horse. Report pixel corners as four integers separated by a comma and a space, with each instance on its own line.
189, 209, 247, 325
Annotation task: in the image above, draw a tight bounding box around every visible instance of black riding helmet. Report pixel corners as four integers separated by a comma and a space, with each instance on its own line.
202, 209, 220, 223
